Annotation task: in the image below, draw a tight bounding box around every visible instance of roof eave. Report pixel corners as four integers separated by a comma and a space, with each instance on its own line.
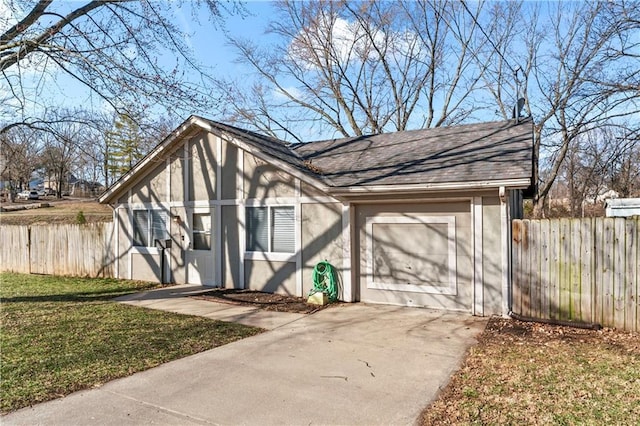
192, 117, 331, 195
99, 116, 331, 204
328, 178, 532, 197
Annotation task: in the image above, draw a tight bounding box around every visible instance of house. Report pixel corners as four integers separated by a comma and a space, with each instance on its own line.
605, 198, 640, 217
99, 116, 534, 316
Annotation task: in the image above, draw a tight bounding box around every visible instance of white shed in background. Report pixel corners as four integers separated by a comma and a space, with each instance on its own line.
605, 198, 640, 217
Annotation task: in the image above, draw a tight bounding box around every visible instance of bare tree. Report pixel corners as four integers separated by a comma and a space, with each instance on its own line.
608, 129, 640, 198
1, 0, 241, 134
0, 126, 40, 198
216, 0, 493, 141
475, 1, 639, 216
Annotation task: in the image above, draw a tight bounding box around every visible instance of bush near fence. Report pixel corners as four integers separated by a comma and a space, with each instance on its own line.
512, 217, 639, 331
0, 223, 115, 278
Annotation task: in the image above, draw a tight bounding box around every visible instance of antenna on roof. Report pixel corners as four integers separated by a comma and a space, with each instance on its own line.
513, 98, 525, 122
513, 66, 525, 123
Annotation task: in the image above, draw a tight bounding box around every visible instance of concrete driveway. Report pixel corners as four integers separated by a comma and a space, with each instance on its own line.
3, 298, 487, 425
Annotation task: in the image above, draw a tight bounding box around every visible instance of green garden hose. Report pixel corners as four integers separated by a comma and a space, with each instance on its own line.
311, 261, 339, 302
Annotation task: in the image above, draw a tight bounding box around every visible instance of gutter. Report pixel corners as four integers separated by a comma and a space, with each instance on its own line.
328, 178, 532, 196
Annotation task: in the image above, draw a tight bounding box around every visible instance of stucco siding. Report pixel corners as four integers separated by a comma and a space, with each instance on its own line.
301, 202, 343, 296
245, 260, 296, 295
300, 182, 326, 198
188, 132, 217, 201
116, 207, 130, 279
482, 197, 503, 315
221, 139, 239, 200
131, 162, 166, 204
169, 206, 187, 284
169, 149, 185, 202
356, 202, 473, 311
243, 152, 295, 200
221, 205, 241, 288
130, 252, 161, 281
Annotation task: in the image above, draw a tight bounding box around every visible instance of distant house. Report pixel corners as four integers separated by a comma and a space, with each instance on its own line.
99, 116, 534, 316
605, 198, 640, 217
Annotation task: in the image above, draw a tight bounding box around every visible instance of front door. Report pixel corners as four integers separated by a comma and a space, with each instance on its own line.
185, 208, 215, 285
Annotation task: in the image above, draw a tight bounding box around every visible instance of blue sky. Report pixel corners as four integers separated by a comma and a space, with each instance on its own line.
4, 1, 277, 120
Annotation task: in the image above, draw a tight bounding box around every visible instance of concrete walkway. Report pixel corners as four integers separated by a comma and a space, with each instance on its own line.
3, 285, 488, 426
114, 284, 308, 330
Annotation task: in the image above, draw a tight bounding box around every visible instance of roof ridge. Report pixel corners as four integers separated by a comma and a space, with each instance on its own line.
296, 118, 531, 145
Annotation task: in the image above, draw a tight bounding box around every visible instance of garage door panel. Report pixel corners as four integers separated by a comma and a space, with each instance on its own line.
372, 249, 450, 287
357, 202, 472, 311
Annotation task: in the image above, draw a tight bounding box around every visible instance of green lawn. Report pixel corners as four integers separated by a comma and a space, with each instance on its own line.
0, 273, 263, 413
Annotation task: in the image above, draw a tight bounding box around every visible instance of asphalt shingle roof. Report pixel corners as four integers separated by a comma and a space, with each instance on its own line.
290, 118, 534, 187
198, 117, 535, 189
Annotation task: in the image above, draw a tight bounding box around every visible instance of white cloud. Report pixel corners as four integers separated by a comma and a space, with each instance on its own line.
272, 85, 303, 101
0, 0, 19, 34
287, 14, 423, 70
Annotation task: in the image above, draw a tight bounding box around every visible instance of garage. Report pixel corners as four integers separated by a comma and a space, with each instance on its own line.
355, 201, 473, 311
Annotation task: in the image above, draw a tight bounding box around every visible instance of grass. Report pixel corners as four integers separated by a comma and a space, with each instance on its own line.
0, 200, 112, 225
421, 318, 640, 425
0, 273, 263, 414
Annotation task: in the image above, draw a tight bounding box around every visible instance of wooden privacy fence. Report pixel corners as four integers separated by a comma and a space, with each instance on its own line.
0, 223, 115, 278
512, 217, 639, 331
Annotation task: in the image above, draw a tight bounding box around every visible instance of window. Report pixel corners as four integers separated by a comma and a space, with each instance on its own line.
246, 206, 295, 253
132, 209, 168, 247
192, 213, 212, 250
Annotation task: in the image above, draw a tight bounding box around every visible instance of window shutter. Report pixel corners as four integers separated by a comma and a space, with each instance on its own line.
271, 206, 295, 253
246, 207, 268, 251
133, 210, 149, 247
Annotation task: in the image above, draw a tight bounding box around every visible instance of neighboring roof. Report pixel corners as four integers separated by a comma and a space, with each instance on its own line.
100, 116, 534, 204
291, 118, 534, 190
605, 198, 640, 217
605, 198, 640, 208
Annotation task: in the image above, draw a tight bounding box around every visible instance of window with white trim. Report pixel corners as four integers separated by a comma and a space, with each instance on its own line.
246, 206, 295, 253
132, 209, 168, 247
192, 212, 212, 251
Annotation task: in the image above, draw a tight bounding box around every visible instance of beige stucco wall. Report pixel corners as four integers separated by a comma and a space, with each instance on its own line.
188, 132, 217, 201
481, 196, 503, 315
300, 182, 326, 198
130, 162, 166, 204
301, 202, 343, 296
169, 147, 185, 202
115, 207, 130, 279
243, 153, 295, 200
244, 260, 297, 295
221, 138, 238, 200
168, 206, 187, 284
130, 252, 161, 281
355, 201, 473, 311
221, 205, 241, 288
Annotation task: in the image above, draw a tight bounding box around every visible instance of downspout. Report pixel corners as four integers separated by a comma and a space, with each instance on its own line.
499, 186, 510, 318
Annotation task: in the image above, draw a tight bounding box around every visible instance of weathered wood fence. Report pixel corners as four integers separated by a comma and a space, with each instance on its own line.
512, 217, 639, 331
0, 223, 115, 277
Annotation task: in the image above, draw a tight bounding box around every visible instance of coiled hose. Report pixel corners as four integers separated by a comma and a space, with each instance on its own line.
311, 261, 339, 302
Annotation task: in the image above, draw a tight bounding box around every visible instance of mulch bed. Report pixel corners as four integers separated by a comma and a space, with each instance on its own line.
191, 289, 336, 314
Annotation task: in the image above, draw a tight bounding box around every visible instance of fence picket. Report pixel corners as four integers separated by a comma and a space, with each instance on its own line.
580, 218, 593, 324
540, 219, 550, 319
511, 217, 639, 331
1, 223, 114, 278
625, 219, 638, 332
570, 219, 582, 321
